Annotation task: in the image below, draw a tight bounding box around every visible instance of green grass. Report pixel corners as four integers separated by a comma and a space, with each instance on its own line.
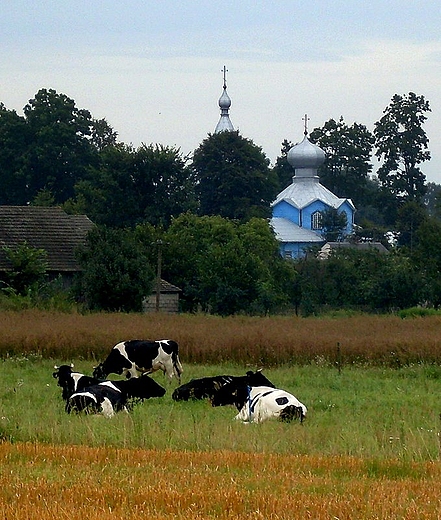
1, 356, 440, 462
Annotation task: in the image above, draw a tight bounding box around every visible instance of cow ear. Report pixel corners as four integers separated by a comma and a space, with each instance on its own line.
70, 363, 74, 368
54, 365, 59, 370
257, 368, 263, 373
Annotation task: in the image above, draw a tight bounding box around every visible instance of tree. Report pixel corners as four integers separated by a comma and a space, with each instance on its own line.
272, 139, 294, 191
309, 117, 374, 207
75, 226, 154, 312
320, 208, 348, 242
374, 92, 431, 202
192, 131, 278, 221
162, 213, 295, 315
1, 242, 48, 296
23, 88, 99, 204
73, 143, 195, 228
0, 103, 31, 205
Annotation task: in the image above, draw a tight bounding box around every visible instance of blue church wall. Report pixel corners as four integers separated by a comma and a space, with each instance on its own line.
301, 200, 328, 230
272, 200, 300, 225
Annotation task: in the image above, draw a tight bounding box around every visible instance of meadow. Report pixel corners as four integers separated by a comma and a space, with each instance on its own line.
1, 310, 441, 518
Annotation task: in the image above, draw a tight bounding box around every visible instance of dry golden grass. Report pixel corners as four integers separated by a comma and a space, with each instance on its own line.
1, 442, 441, 519
1, 309, 441, 366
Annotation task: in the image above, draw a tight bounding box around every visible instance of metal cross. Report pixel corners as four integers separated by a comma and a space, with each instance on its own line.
222, 65, 228, 88
302, 113, 310, 135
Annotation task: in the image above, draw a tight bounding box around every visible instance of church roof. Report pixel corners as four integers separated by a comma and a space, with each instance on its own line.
271, 176, 355, 210
270, 217, 324, 243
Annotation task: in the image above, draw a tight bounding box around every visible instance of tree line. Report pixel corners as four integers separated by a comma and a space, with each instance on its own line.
1, 87, 440, 315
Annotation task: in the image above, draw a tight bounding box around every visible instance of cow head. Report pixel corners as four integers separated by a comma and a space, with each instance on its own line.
279, 404, 306, 423
52, 364, 74, 382
92, 363, 106, 380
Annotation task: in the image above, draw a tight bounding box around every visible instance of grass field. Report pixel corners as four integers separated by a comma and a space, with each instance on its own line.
2, 310, 441, 518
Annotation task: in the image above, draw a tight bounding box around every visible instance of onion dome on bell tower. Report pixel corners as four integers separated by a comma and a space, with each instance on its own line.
214, 65, 234, 133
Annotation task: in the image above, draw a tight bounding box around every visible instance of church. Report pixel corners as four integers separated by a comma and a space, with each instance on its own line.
214, 67, 355, 259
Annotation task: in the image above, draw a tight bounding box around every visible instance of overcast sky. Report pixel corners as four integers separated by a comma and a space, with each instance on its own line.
2, 1, 441, 183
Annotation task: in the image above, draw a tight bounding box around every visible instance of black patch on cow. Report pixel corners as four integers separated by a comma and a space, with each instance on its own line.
275, 396, 289, 406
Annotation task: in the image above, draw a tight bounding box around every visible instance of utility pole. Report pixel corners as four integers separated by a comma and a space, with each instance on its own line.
155, 239, 163, 312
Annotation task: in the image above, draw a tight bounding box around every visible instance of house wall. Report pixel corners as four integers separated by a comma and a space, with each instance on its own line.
143, 293, 180, 313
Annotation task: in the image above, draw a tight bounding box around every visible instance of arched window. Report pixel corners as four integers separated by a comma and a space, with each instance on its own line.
311, 211, 322, 230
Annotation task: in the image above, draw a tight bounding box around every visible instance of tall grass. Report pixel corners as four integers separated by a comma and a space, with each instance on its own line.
1, 358, 441, 461
1, 442, 441, 519
1, 309, 441, 366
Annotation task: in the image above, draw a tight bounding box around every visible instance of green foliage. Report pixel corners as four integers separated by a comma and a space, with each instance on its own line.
271, 139, 294, 191
309, 117, 374, 207
1, 242, 48, 296
293, 247, 427, 314
75, 226, 155, 312
192, 130, 278, 220
75, 143, 196, 228
162, 214, 294, 315
320, 207, 348, 241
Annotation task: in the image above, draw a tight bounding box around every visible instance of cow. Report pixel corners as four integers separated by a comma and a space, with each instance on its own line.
53, 364, 100, 401
211, 384, 307, 424
92, 339, 183, 382
172, 370, 274, 401
66, 375, 166, 417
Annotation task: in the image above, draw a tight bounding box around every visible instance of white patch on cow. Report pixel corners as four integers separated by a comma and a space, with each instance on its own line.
114, 341, 138, 378
71, 372, 84, 391
235, 386, 307, 424
152, 345, 175, 380
100, 398, 115, 418
71, 391, 97, 403
99, 381, 120, 392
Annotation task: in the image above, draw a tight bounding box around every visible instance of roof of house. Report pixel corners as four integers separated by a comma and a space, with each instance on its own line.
0, 206, 94, 272
156, 279, 182, 293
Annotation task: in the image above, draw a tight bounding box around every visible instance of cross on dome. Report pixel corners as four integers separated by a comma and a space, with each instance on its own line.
302, 114, 310, 136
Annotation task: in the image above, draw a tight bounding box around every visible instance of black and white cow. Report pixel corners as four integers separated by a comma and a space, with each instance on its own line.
211, 384, 307, 423
92, 339, 183, 382
53, 364, 100, 401
66, 375, 166, 417
172, 370, 274, 401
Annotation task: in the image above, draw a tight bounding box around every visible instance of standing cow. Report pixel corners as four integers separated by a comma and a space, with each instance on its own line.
211, 383, 307, 423
93, 339, 183, 382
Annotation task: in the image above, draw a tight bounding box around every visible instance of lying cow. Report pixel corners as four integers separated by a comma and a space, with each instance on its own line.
172, 370, 274, 401
66, 375, 166, 417
211, 384, 307, 423
53, 364, 100, 401
93, 339, 183, 382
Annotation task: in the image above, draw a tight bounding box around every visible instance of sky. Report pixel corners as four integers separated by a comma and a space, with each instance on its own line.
1, 1, 441, 182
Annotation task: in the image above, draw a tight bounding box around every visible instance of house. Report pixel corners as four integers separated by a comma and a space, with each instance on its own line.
0, 206, 94, 284
143, 279, 182, 313
270, 126, 355, 258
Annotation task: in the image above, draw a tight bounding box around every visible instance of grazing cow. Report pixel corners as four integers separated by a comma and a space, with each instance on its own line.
172, 370, 274, 401
93, 339, 183, 382
66, 375, 166, 417
211, 384, 307, 423
53, 364, 100, 401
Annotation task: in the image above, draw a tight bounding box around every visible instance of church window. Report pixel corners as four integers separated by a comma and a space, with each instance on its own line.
311, 211, 322, 230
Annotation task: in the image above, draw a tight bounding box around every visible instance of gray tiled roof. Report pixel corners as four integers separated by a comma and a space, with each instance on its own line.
0, 206, 94, 272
